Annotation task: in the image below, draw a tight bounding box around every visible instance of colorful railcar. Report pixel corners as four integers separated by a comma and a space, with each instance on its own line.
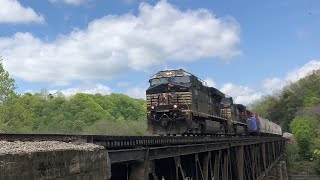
247, 113, 282, 136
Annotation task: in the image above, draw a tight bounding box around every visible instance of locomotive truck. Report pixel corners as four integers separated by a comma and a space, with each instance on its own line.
146, 69, 282, 136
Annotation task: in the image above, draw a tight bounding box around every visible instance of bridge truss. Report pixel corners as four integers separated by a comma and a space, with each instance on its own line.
0, 134, 285, 180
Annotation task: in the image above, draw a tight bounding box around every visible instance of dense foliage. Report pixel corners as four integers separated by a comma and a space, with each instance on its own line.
0, 91, 147, 135
0, 92, 147, 135
0, 58, 17, 103
250, 70, 320, 175
0, 60, 147, 135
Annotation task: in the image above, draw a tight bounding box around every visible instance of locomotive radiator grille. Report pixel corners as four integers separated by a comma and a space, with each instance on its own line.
220, 108, 232, 120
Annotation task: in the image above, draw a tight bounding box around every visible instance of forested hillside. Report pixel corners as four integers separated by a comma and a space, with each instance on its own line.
0, 60, 147, 135
250, 70, 320, 175
0, 92, 147, 135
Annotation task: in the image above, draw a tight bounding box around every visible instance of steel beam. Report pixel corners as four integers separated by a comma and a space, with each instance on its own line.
237, 146, 244, 180
214, 150, 221, 180
222, 150, 229, 180
129, 160, 149, 180
108, 138, 285, 180
203, 152, 210, 180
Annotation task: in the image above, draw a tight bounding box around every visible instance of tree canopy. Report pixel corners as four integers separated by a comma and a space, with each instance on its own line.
250, 70, 320, 132
0, 92, 147, 135
0, 58, 17, 103
0, 60, 147, 135
250, 69, 320, 175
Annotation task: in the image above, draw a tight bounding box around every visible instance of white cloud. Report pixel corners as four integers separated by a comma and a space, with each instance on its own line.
262, 60, 320, 92
1, 0, 241, 84
125, 87, 146, 99
49, 83, 112, 96
0, 0, 44, 24
262, 78, 285, 93
204, 78, 216, 87
285, 60, 320, 82
221, 60, 320, 104
221, 83, 263, 105
49, 0, 89, 6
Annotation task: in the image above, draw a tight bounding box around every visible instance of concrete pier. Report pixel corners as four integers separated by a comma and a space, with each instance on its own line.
0, 141, 110, 180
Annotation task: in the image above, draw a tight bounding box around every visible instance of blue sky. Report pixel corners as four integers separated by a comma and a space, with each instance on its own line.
1, 0, 319, 104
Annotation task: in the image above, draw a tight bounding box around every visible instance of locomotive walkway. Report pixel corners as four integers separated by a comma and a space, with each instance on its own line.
0, 134, 286, 180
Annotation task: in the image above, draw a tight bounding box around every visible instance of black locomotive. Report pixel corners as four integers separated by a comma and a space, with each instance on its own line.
146, 69, 248, 135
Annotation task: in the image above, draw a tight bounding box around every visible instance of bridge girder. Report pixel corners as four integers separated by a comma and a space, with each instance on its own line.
110, 137, 286, 180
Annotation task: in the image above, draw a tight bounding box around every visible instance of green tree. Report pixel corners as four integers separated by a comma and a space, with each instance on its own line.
0, 86, 147, 134
290, 117, 316, 159
0, 97, 34, 133
0, 58, 17, 103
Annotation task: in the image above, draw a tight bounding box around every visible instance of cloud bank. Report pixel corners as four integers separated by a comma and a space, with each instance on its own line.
263, 60, 320, 92
1, 0, 241, 85
206, 60, 320, 105
204, 78, 216, 87
221, 83, 263, 105
49, 83, 112, 96
0, 0, 44, 24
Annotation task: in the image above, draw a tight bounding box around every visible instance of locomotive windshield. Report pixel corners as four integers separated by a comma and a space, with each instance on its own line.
171, 76, 190, 84
149, 76, 190, 86
221, 97, 232, 105
150, 78, 169, 86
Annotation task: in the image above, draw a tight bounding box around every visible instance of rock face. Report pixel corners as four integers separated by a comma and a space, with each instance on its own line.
0, 141, 111, 180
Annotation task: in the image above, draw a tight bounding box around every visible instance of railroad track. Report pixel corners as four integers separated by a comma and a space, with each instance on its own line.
0, 133, 282, 150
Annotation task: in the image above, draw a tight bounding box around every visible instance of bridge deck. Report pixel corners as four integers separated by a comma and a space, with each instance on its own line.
0, 133, 286, 180
0, 133, 281, 148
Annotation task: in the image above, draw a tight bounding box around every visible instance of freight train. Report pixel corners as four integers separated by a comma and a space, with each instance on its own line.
146, 69, 282, 136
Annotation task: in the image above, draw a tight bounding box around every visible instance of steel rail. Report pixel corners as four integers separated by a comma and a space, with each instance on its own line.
0, 133, 283, 150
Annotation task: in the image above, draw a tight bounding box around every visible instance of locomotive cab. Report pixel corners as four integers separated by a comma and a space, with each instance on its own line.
146, 69, 194, 134
220, 97, 248, 134
146, 69, 228, 135
220, 97, 237, 127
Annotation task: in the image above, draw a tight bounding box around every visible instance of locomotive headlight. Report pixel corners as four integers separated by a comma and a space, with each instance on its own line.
173, 104, 178, 109
151, 106, 155, 110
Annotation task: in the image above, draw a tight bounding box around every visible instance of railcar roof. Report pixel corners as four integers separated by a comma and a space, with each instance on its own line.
150, 69, 193, 79
209, 87, 225, 97
150, 69, 216, 88
235, 104, 246, 110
